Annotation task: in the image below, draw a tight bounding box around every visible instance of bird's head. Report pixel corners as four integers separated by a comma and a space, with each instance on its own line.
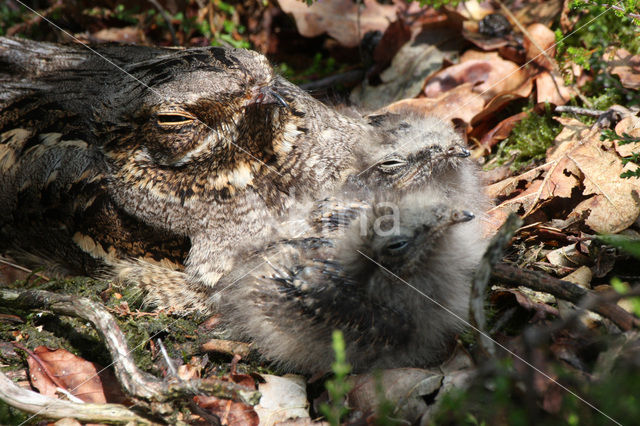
353, 113, 470, 191
367, 198, 475, 274
338, 190, 476, 281
95, 46, 304, 205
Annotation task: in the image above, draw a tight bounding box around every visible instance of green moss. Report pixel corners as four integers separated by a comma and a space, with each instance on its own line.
432, 357, 640, 425
0, 4, 25, 36
0, 399, 30, 425
276, 53, 341, 85
556, 2, 640, 108
489, 105, 561, 172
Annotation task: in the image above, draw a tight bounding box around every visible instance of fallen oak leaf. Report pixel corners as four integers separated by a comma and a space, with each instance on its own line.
22, 345, 127, 404
383, 82, 485, 123
278, 0, 397, 48
604, 48, 640, 90
487, 117, 640, 234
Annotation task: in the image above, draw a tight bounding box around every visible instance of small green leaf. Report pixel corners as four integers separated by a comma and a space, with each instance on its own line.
598, 234, 640, 259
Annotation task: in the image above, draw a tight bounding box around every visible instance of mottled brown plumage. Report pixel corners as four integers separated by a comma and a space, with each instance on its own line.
0, 36, 370, 278
218, 190, 482, 373
1, 38, 490, 373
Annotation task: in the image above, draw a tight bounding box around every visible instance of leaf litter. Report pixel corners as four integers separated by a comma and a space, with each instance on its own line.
2, 0, 640, 425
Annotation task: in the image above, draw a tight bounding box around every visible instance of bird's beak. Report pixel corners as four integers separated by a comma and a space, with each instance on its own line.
250, 85, 290, 109
451, 210, 475, 223
447, 145, 471, 158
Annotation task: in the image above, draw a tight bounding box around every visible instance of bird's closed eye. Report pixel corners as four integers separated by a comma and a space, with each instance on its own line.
378, 157, 407, 171
156, 111, 196, 126
384, 240, 409, 255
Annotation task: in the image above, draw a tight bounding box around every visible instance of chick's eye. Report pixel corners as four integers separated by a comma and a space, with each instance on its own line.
385, 240, 409, 255
156, 112, 196, 126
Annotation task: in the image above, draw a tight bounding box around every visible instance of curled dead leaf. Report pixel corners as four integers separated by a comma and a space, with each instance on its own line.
195, 395, 259, 425
254, 374, 310, 425
535, 70, 576, 106
383, 83, 484, 123
26, 346, 126, 404
523, 23, 556, 70
488, 117, 640, 234
278, 0, 397, 48
423, 51, 532, 102
613, 115, 640, 157
605, 48, 640, 90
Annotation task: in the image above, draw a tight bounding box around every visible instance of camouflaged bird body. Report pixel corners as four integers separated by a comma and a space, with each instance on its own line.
0, 37, 369, 276
218, 190, 483, 373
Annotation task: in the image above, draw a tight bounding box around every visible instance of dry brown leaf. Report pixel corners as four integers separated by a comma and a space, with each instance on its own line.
350, 36, 449, 110
278, 0, 397, 48
254, 374, 310, 425
479, 110, 529, 148
488, 117, 640, 233
372, 18, 412, 68
614, 115, 640, 157
91, 27, 143, 43
383, 83, 484, 123
423, 51, 532, 102
521, 23, 576, 105
535, 70, 576, 105
0, 256, 31, 285
523, 23, 556, 70
605, 48, 640, 90
195, 395, 259, 425
27, 346, 126, 404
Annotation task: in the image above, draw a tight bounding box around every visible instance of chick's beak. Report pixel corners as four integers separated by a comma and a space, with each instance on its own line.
451, 210, 475, 223
447, 145, 471, 158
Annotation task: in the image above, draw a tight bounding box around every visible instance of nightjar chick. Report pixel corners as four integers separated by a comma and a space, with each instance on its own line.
307, 111, 488, 235
217, 189, 482, 373
352, 111, 487, 207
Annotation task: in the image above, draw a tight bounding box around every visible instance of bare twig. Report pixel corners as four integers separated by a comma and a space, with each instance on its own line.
491, 263, 640, 330
299, 69, 364, 93
0, 288, 261, 406
201, 338, 252, 358
157, 338, 178, 378
584, 1, 640, 20
555, 105, 607, 117
0, 370, 153, 424
148, 0, 178, 45
470, 213, 524, 356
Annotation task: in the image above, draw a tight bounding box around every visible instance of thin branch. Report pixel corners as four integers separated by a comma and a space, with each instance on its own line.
0, 288, 261, 406
470, 213, 524, 356
148, 0, 178, 45
0, 255, 50, 281
0, 370, 153, 424
491, 263, 640, 330
554, 105, 606, 117
584, 1, 640, 20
